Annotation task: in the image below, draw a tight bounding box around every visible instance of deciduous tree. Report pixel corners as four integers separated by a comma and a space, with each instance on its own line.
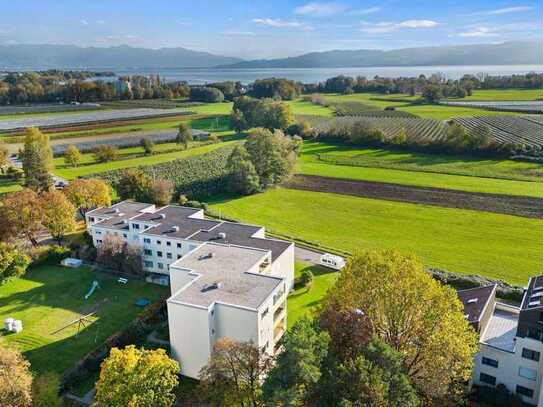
145, 178, 174, 206
94, 144, 118, 162
0, 142, 8, 173
226, 145, 260, 195
116, 169, 151, 202
140, 138, 155, 155
199, 338, 272, 407
40, 190, 77, 243
0, 242, 30, 284
0, 339, 33, 407
0, 188, 43, 245
176, 122, 193, 150
64, 178, 112, 217
64, 145, 82, 167
21, 127, 53, 192
95, 345, 179, 407
31, 372, 63, 407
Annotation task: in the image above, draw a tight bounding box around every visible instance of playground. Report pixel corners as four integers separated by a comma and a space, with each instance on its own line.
0, 264, 167, 375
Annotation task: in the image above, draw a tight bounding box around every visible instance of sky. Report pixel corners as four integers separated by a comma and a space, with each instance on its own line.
0, 0, 542, 59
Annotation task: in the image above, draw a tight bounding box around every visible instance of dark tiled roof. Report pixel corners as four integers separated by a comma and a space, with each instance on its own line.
90, 201, 154, 231
457, 285, 496, 324
521, 275, 543, 310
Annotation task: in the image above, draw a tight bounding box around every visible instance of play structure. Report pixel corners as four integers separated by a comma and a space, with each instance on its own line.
85, 280, 100, 300
4, 318, 23, 333
51, 298, 108, 337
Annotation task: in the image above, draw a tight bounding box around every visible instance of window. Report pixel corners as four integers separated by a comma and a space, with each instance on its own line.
519, 366, 537, 381
539, 312, 543, 323
96, 239, 102, 244
156, 240, 161, 245
526, 328, 543, 341
89, 217, 95, 223
479, 373, 496, 386
177, 255, 182, 259
482, 357, 498, 368
157, 251, 163, 258
522, 348, 540, 362
261, 308, 269, 319
123, 234, 127, 238
95, 230, 102, 235
143, 238, 151, 244
144, 261, 153, 268
177, 243, 182, 249
133, 224, 140, 230
167, 253, 172, 259
158, 263, 164, 270
166, 241, 171, 247
516, 385, 534, 398
144, 249, 152, 256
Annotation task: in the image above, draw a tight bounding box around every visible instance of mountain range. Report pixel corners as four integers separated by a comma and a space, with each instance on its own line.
1, 42, 543, 70
221, 41, 543, 69
0, 44, 242, 69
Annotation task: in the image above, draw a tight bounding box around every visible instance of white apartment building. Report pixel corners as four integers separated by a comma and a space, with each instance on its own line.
85, 201, 294, 378
459, 278, 543, 406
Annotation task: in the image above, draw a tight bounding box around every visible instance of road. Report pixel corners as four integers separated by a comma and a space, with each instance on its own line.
295, 245, 323, 265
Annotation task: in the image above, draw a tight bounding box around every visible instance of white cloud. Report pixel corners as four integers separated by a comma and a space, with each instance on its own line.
350, 7, 381, 16
253, 18, 313, 31
479, 6, 534, 15
81, 19, 89, 25
457, 26, 498, 38
294, 2, 344, 17
360, 19, 438, 34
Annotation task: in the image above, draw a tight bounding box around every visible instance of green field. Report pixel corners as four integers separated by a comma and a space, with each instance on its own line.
211, 188, 543, 285
0, 177, 22, 194
300, 142, 543, 198
0, 265, 167, 375
53, 139, 238, 179
461, 88, 543, 101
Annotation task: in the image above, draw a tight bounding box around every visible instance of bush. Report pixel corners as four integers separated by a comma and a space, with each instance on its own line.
190, 87, 225, 103
300, 269, 314, 290
94, 145, 118, 163
30, 245, 71, 267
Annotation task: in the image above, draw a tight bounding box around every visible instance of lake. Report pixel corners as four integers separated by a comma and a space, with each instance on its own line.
109, 65, 543, 84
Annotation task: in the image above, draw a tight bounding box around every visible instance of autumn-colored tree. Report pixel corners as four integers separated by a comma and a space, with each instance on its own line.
140, 138, 155, 155
95, 345, 179, 407
0, 340, 33, 407
94, 144, 118, 162
96, 234, 143, 276
31, 372, 63, 407
0, 142, 8, 173
176, 122, 193, 149
0, 189, 43, 245
320, 249, 478, 402
21, 127, 53, 192
145, 178, 174, 206
116, 169, 151, 202
64, 145, 82, 167
199, 338, 272, 407
41, 190, 76, 243
0, 242, 30, 284
64, 178, 111, 217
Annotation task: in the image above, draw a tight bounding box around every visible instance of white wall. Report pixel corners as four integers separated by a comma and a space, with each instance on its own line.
214, 304, 259, 346
271, 243, 295, 290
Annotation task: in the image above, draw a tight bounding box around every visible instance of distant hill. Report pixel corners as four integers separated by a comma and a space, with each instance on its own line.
0, 44, 243, 69
220, 42, 543, 69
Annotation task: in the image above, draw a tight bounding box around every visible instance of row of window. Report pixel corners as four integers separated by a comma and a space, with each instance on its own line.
143, 261, 168, 270
143, 249, 181, 260
143, 237, 184, 248
94, 230, 128, 239
479, 373, 535, 398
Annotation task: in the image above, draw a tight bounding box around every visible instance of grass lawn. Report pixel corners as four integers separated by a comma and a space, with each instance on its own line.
286, 99, 335, 116
300, 142, 543, 198
461, 88, 543, 101
287, 262, 338, 328
0, 177, 22, 194
53, 139, 239, 179
0, 264, 168, 375
210, 188, 543, 285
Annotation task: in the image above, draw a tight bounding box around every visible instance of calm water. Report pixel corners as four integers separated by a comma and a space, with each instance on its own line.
108, 65, 543, 84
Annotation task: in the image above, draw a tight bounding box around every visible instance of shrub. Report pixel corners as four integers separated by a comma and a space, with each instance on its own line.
30, 245, 71, 267
140, 138, 155, 155
190, 87, 225, 103
300, 269, 314, 290
94, 145, 118, 163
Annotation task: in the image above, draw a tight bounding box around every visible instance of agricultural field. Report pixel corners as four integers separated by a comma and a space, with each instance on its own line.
300, 142, 543, 198
453, 115, 543, 148
460, 88, 543, 101
210, 188, 543, 285
0, 264, 167, 375
442, 100, 543, 114
0, 102, 102, 116
53, 139, 238, 179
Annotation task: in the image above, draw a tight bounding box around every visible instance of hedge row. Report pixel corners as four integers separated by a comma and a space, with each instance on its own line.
86, 144, 237, 199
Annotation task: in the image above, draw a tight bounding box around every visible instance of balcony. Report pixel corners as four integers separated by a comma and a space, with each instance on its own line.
273, 303, 286, 323
274, 319, 286, 342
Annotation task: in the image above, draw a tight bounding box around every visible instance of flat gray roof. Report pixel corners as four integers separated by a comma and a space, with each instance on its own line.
90, 201, 154, 231
481, 308, 518, 353
170, 243, 283, 309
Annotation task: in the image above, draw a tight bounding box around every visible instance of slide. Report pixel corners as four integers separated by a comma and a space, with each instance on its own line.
84, 280, 100, 300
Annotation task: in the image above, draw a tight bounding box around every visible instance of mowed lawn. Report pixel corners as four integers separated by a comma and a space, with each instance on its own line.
461, 88, 543, 101
0, 265, 167, 375
0, 177, 22, 194
211, 188, 543, 285
53, 139, 239, 179
300, 142, 543, 198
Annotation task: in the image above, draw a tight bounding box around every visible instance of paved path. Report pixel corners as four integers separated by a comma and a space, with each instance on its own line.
295, 246, 323, 265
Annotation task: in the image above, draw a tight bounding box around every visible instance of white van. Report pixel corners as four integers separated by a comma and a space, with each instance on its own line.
319, 253, 346, 271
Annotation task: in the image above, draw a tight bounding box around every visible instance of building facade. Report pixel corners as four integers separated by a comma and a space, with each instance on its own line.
460, 278, 543, 406
86, 201, 294, 378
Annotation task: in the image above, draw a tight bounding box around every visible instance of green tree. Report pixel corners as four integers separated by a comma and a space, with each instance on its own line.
21, 127, 53, 192
0, 142, 8, 173
64, 178, 112, 217
226, 145, 260, 195
64, 144, 82, 167
0, 339, 33, 406
140, 138, 155, 155
176, 122, 193, 150
320, 250, 478, 402
145, 178, 174, 206
31, 372, 63, 407
0, 189, 43, 245
94, 144, 118, 162
116, 169, 151, 202
300, 269, 314, 291
95, 346, 179, 407
421, 85, 443, 103
262, 318, 330, 406
199, 338, 272, 407
0, 242, 30, 284
40, 190, 77, 243
467, 123, 491, 150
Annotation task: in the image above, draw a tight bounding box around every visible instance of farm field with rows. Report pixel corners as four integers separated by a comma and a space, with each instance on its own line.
210, 187, 543, 285
442, 100, 543, 114
299, 141, 543, 197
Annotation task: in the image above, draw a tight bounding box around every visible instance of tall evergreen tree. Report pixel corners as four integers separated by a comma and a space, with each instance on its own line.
21, 127, 53, 192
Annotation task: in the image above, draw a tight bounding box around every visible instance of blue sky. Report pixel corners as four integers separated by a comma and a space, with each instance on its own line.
0, 1, 541, 59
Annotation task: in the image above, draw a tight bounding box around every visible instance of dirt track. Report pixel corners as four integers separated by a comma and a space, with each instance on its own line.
285, 174, 543, 219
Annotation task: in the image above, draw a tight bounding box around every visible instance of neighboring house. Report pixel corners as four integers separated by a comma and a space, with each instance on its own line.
85, 201, 295, 378
459, 278, 543, 406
